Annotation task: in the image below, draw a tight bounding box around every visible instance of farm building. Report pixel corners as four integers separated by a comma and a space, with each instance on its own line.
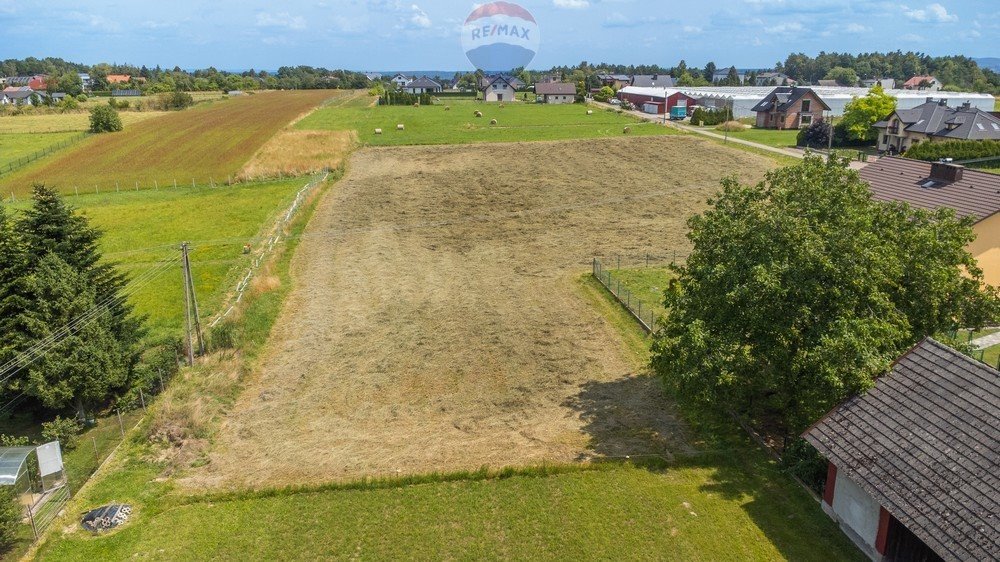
403, 76, 442, 94
617, 85, 995, 119
480, 75, 516, 102
630, 75, 675, 88
874, 99, 1000, 153
616, 88, 699, 115
860, 157, 1000, 286
534, 82, 575, 104
803, 338, 999, 562
751, 87, 829, 129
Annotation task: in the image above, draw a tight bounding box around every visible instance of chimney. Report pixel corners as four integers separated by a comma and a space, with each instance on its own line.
930, 161, 964, 183
926, 97, 934, 103
962, 101, 971, 110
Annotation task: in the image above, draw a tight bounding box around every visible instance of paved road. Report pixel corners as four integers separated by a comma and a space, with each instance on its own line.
971, 331, 1000, 350
594, 101, 872, 170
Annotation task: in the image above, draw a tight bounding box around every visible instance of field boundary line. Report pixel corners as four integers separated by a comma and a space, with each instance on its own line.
208, 171, 329, 328
0, 131, 89, 178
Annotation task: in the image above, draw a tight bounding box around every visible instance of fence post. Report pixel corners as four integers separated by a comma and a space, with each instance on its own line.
116, 409, 125, 437
92, 437, 99, 466
139, 388, 146, 411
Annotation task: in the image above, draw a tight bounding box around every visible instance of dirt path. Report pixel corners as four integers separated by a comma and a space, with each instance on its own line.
187, 136, 775, 489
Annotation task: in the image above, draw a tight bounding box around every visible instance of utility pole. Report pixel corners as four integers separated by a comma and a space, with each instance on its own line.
180, 243, 206, 365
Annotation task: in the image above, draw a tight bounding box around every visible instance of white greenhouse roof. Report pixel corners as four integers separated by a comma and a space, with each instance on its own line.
0, 447, 35, 485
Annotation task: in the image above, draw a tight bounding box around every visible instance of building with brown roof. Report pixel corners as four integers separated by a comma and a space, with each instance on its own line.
803, 338, 999, 562
106, 74, 131, 84
859, 157, 1000, 285
902, 75, 941, 91
533, 82, 576, 104
751, 86, 830, 129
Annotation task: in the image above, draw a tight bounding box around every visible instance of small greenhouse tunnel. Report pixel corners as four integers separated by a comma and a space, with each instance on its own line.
0, 442, 68, 538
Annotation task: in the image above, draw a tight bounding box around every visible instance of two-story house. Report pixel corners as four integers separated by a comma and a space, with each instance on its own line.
751, 87, 830, 129
874, 98, 1000, 154
480, 75, 516, 102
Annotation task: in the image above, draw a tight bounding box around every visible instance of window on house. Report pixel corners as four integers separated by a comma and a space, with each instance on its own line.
801, 115, 812, 127
801, 99, 811, 112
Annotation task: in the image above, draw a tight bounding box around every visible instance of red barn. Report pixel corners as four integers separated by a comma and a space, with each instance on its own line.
616, 89, 697, 115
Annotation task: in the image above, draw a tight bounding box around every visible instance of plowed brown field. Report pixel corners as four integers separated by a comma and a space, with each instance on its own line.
1, 90, 339, 195
187, 136, 775, 489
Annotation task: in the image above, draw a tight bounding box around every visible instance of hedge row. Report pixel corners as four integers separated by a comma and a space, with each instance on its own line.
904, 140, 1000, 162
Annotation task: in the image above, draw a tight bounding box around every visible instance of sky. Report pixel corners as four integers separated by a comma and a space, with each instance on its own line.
0, 0, 996, 71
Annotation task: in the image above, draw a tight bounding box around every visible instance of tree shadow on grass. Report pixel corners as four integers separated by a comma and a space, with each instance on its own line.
565, 374, 863, 561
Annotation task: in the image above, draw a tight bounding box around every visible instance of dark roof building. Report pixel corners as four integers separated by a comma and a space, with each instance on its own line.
534, 82, 576, 96
752, 87, 830, 130
403, 76, 442, 93
630, 74, 675, 88
859, 157, 1000, 222
803, 338, 999, 562
875, 99, 1000, 154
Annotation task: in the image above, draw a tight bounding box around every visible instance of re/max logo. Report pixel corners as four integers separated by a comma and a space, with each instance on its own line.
470, 24, 531, 41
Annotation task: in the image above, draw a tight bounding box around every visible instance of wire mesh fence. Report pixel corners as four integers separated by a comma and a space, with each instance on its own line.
0, 132, 89, 178
593, 256, 674, 333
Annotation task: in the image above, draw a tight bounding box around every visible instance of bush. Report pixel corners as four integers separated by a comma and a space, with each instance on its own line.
60, 97, 79, 111
796, 120, 868, 149
0, 486, 20, 552
76, 94, 88, 102
90, 105, 123, 133
904, 139, 1000, 161
40, 416, 82, 450
154, 91, 194, 111
715, 121, 745, 132
210, 319, 239, 351
379, 92, 432, 106
781, 439, 828, 494
690, 107, 730, 126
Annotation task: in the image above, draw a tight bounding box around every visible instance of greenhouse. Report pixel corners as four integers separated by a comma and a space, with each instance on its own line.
0, 442, 67, 538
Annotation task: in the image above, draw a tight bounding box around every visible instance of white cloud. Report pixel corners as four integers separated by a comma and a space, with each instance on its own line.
764, 21, 804, 34
68, 12, 120, 33
899, 32, 925, 41
255, 12, 307, 30
902, 3, 958, 22
844, 23, 872, 33
682, 25, 703, 34
410, 4, 431, 28
554, 0, 589, 9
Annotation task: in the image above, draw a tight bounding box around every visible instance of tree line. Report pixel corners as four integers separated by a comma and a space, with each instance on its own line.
0, 57, 374, 96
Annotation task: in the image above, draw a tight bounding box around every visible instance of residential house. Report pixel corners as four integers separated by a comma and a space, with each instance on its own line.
631, 74, 675, 88
78, 73, 93, 91
390, 73, 413, 88
597, 73, 632, 89
874, 98, 1000, 153
5, 75, 48, 90
365, 72, 383, 81
106, 74, 132, 85
403, 76, 442, 94
1, 87, 37, 105
803, 338, 998, 562
712, 70, 746, 84
755, 72, 795, 86
507, 77, 525, 90
480, 75, 516, 102
902, 75, 941, 91
534, 82, 576, 104
816, 79, 842, 87
751, 86, 830, 129
860, 157, 1000, 285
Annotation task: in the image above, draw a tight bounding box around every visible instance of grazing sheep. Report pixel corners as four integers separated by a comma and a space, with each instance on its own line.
490, 119, 498, 125
397, 124, 405, 130
474, 111, 483, 118
587, 110, 593, 115
445, 106, 451, 111
498, 103, 505, 109
413, 102, 420, 107
623, 126, 632, 134
374, 128, 383, 135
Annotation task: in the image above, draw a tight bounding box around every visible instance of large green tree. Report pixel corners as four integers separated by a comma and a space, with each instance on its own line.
840, 85, 896, 143
651, 157, 998, 438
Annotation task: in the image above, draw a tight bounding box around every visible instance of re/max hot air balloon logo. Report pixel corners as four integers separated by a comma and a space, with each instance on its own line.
462, 2, 539, 72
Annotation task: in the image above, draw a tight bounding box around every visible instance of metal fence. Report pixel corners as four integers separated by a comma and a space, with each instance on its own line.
0, 132, 89, 177
593, 257, 666, 333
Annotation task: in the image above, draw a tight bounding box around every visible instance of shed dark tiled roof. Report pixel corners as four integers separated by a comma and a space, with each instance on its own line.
751, 86, 831, 113
803, 338, 1000, 562
859, 157, 1000, 222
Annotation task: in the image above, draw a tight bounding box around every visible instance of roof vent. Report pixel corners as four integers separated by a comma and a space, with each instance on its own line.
930, 162, 964, 183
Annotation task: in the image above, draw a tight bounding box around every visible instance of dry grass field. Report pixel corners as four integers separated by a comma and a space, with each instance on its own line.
187, 136, 775, 489
238, 130, 356, 180
0, 111, 166, 133
0, 90, 338, 194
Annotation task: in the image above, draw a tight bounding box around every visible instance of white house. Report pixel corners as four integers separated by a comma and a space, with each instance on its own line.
403, 76, 442, 94
390, 73, 413, 89
534, 82, 576, 104
481, 75, 516, 102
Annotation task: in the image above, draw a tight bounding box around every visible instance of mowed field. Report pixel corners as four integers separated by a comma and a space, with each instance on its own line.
1, 90, 337, 195
0, 132, 83, 169
296, 100, 674, 145
0, 112, 166, 134
187, 136, 774, 489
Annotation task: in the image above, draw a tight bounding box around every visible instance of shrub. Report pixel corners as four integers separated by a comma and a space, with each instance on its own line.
781, 439, 828, 494
76, 94, 88, 102
154, 91, 194, 111
0, 486, 20, 552
690, 107, 730, 126
904, 139, 1000, 162
90, 105, 123, 133
60, 97, 79, 111
41, 416, 82, 450
210, 319, 239, 351
715, 121, 745, 132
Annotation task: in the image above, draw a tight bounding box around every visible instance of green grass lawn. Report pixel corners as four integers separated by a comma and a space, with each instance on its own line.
0, 132, 84, 171
7, 179, 307, 339
711, 127, 800, 148
296, 101, 675, 145
604, 266, 674, 321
